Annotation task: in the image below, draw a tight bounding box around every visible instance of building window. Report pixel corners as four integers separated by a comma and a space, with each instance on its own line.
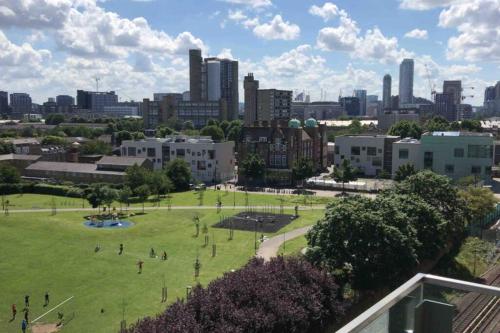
334, 146, 339, 154
367, 147, 376, 156
128, 147, 136, 156
445, 164, 454, 174
468, 145, 492, 158
147, 148, 156, 157
259, 137, 267, 142
197, 161, 206, 170
351, 146, 360, 155
176, 149, 185, 156
372, 158, 382, 167
471, 166, 481, 174
424, 151, 433, 169
454, 148, 464, 158
399, 149, 409, 159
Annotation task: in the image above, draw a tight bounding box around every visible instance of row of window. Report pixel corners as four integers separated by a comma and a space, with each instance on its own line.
443, 165, 492, 175
335, 146, 382, 156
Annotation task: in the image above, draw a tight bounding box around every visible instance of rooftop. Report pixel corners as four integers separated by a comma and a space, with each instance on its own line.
395, 138, 420, 144
5, 138, 40, 145
0, 154, 41, 161
423, 131, 493, 137
25, 161, 123, 175
97, 155, 149, 167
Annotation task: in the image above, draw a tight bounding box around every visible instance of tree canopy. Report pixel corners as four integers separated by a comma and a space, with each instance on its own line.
388, 120, 422, 139
200, 125, 224, 141
0, 164, 20, 183
240, 154, 266, 181
292, 157, 315, 183
394, 163, 417, 182
165, 159, 191, 191
332, 159, 357, 192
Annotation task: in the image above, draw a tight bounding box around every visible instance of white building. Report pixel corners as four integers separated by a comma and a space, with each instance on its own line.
391, 138, 422, 177
102, 105, 138, 118
334, 135, 400, 176
120, 136, 235, 183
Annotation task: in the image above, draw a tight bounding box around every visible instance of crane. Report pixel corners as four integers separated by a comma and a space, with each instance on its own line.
424, 64, 436, 100
95, 77, 101, 93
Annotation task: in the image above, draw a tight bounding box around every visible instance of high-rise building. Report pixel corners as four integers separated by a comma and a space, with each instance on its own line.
219, 58, 239, 121
495, 81, 500, 100
56, 95, 74, 107
76, 90, 118, 112
434, 92, 456, 121
340, 97, 360, 116
484, 86, 496, 103
244, 73, 259, 126
354, 89, 367, 116
443, 80, 462, 105
10, 93, 32, 118
0, 91, 8, 115
189, 49, 203, 102
257, 89, 292, 121
153, 93, 183, 104
206, 60, 221, 101
383, 74, 392, 110
399, 59, 414, 107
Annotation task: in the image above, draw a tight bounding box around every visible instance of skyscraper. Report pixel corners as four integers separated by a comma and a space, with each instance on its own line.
244, 73, 259, 126
383, 74, 392, 109
484, 86, 496, 103
10, 93, 32, 118
189, 49, 203, 102
206, 59, 221, 101
56, 95, 74, 107
0, 91, 8, 114
354, 89, 367, 116
399, 59, 414, 107
443, 80, 462, 105
219, 58, 239, 121
76, 90, 118, 112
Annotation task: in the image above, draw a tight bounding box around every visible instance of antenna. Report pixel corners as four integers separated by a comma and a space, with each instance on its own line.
95, 77, 101, 93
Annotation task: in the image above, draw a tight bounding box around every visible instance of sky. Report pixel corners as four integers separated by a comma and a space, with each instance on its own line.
0, 0, 499, 106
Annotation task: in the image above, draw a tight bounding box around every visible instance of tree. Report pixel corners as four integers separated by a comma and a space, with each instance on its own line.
240, 154, 265, 184
394, 163, 417, 182
388, 120, 422, 139
207, 119, 219, 127
200, 125, 224, 141
460, 119, 482, 132
306, 196, 419, 290
41, 136, 67, 146
425, 116, 450, 132
135, 184, 150, 213
219, 120, 230, 137
148, 171, 173, 202
80, 140, 112, 155
0, 164, 20, 183
86, 184, 107, 211
118, 186, 133, 210
132, 132, 146, 140
156, 126, 174, 137
0, 141, 15, 154
183, 121, 194, 131
165, 159, 191, 191
227, 123, 242, 142
332, 159, 357, 193
115, 130, 132, 145
45, 114, 65, 125
459, 186, 497, 224
101, 186, 118, 210
125, 164, 150, 192
292, 157, 315, 185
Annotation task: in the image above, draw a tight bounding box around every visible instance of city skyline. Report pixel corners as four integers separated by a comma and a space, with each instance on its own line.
0, 0, 498, 105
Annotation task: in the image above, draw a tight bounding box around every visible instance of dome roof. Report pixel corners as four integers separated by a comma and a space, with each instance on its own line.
305, 118, 318, 128
288, 118, 301, 128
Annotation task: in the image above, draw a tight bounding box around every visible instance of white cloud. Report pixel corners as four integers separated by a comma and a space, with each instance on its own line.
217, 48, 234, 59
252, 15, 300, 40
404, 28, 428, 39
219, 0, 272, 9
0, 31, 51, 68
228, 9, 247, 22
438, 0, 500, 62
316, 13, 359, 51
309, 2, 340, 22
399, 0, 458, 10
0, 0, 74, 29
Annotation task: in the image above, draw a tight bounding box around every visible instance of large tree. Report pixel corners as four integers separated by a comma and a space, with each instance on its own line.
148, 171, 173, 202
80, 140, 112, 155
165, 159, 191, 191
459, 186, 497, 224
125, 164, 150, 193
45, 113, 65, 125
394, 163, 417, 182
0, 164, 20, 183
240, 154, 266, 184
388, 120, 422, 139
424, 116, 450, 132
292, 157, 315, 185
135, 184, 150, 213
200, 125, 224, 141
332, 159, 357, 193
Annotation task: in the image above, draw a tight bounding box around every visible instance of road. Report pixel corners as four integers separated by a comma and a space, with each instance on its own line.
256, 226, 313, 261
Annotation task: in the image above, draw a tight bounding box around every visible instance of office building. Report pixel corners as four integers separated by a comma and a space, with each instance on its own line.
219, 58, 239, 121
76, 90, 118, 112
56, 95, 74, 107
354, 89, 367, 116
42, 98, 57, 114
142, 98, 176, 129
10, 93, 32, 119
443, 80, 462, 106
0, 91, 9, 115
383, 74, 392, 110
378, 110, 420, 130
238, 119, 328, 186
334, 135, 400, 176
340, 97, 360, 116
291, 101, 343, 120
434, 92, 457, 121
176, 100, 227, 129
189, 49, 203, 102
206, 59, 221, 101
120, 136, 235, 183
244, 73, 259, 126
102, 105, 138, 118
392, 131, 493, 182
484, 86, 496, 103
257, 89, 292, 122
399, 59, 414, 107
153, 93, 183, 104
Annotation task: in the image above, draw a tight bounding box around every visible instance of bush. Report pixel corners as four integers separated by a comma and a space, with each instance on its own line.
127, 257, 346, 333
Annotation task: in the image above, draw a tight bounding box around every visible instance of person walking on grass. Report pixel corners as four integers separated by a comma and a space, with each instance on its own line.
11, 304, 16, 320
24, 295, 29, 308
21, 319, 27, 333
44, 291, 49, 307
119, 243, 123, 255
137, 260, 144, 274
23, 307, 29, 322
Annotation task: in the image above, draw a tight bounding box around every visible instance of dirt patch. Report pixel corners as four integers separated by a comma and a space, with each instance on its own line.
214, 211, 296, 233
32, 323, 60, 333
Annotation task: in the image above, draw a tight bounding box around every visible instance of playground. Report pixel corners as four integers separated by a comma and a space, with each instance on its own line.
0, 192, 325, 333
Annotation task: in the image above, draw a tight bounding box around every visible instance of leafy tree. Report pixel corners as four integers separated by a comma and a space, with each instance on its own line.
156, 126, 174, 137
115, 130, 132, 145
306, 196, 419, 290
459, 186, 497, 223
183, 121, 194, 131
240, 154, 266, 183
348, 119, 362, 134
207, 119, 219, 127
118, 186, 133, 210
125, 164, 150, 193
219, 120, 230, 136
135, 184, 150, 213
227, 124, 242, 142
132, 132, 146, 140
292, 157, 315, 185
101, 186, 118, 210
80, 140, 112, 155
87, 184, 115, 211
165, 159, 191, 191
460, 119, 482, 132
148, 171, 173, 202
45, 114, 65, 125
425, 116, 450, 132
127, 257, 345, 333
332, 159, 357, 193
200, 125, 224, 141
394, 163, 417, 182
388, 120, 422, 139
0, 141, 15, 154
0, 164, 20, 183
41, 136, 67, 146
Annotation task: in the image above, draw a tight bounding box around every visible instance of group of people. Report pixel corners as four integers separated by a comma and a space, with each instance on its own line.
12, 292, 50, 332
136, 248, 168, 274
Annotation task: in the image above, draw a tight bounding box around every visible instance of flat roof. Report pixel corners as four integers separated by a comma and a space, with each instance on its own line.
0, 154, 41, 161
26, 161, 123, 175
97, 156, 148, 166
423, 131, 493, 137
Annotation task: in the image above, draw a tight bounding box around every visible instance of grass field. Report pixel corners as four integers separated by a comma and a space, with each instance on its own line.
279, 235, 308, 257
2, 189, 331, 211
0, 193, 325, 333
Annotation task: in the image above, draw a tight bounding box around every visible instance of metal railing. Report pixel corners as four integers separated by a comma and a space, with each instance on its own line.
336, 273, 500, 333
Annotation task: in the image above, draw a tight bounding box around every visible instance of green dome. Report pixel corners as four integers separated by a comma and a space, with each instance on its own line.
305, 118, 318, 128
288, 118, 301, 128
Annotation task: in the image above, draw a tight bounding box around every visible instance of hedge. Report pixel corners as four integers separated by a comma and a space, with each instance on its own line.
0, 183, 83, 198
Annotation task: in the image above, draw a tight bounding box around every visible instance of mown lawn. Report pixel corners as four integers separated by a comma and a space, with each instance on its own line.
0, 197, 324, 333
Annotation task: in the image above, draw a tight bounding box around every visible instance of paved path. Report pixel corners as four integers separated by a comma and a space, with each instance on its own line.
3, 205, 326, 214
256, 225, 313, 261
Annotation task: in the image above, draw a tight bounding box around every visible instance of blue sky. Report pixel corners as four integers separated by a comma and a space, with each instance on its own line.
0, 0, 498, 105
